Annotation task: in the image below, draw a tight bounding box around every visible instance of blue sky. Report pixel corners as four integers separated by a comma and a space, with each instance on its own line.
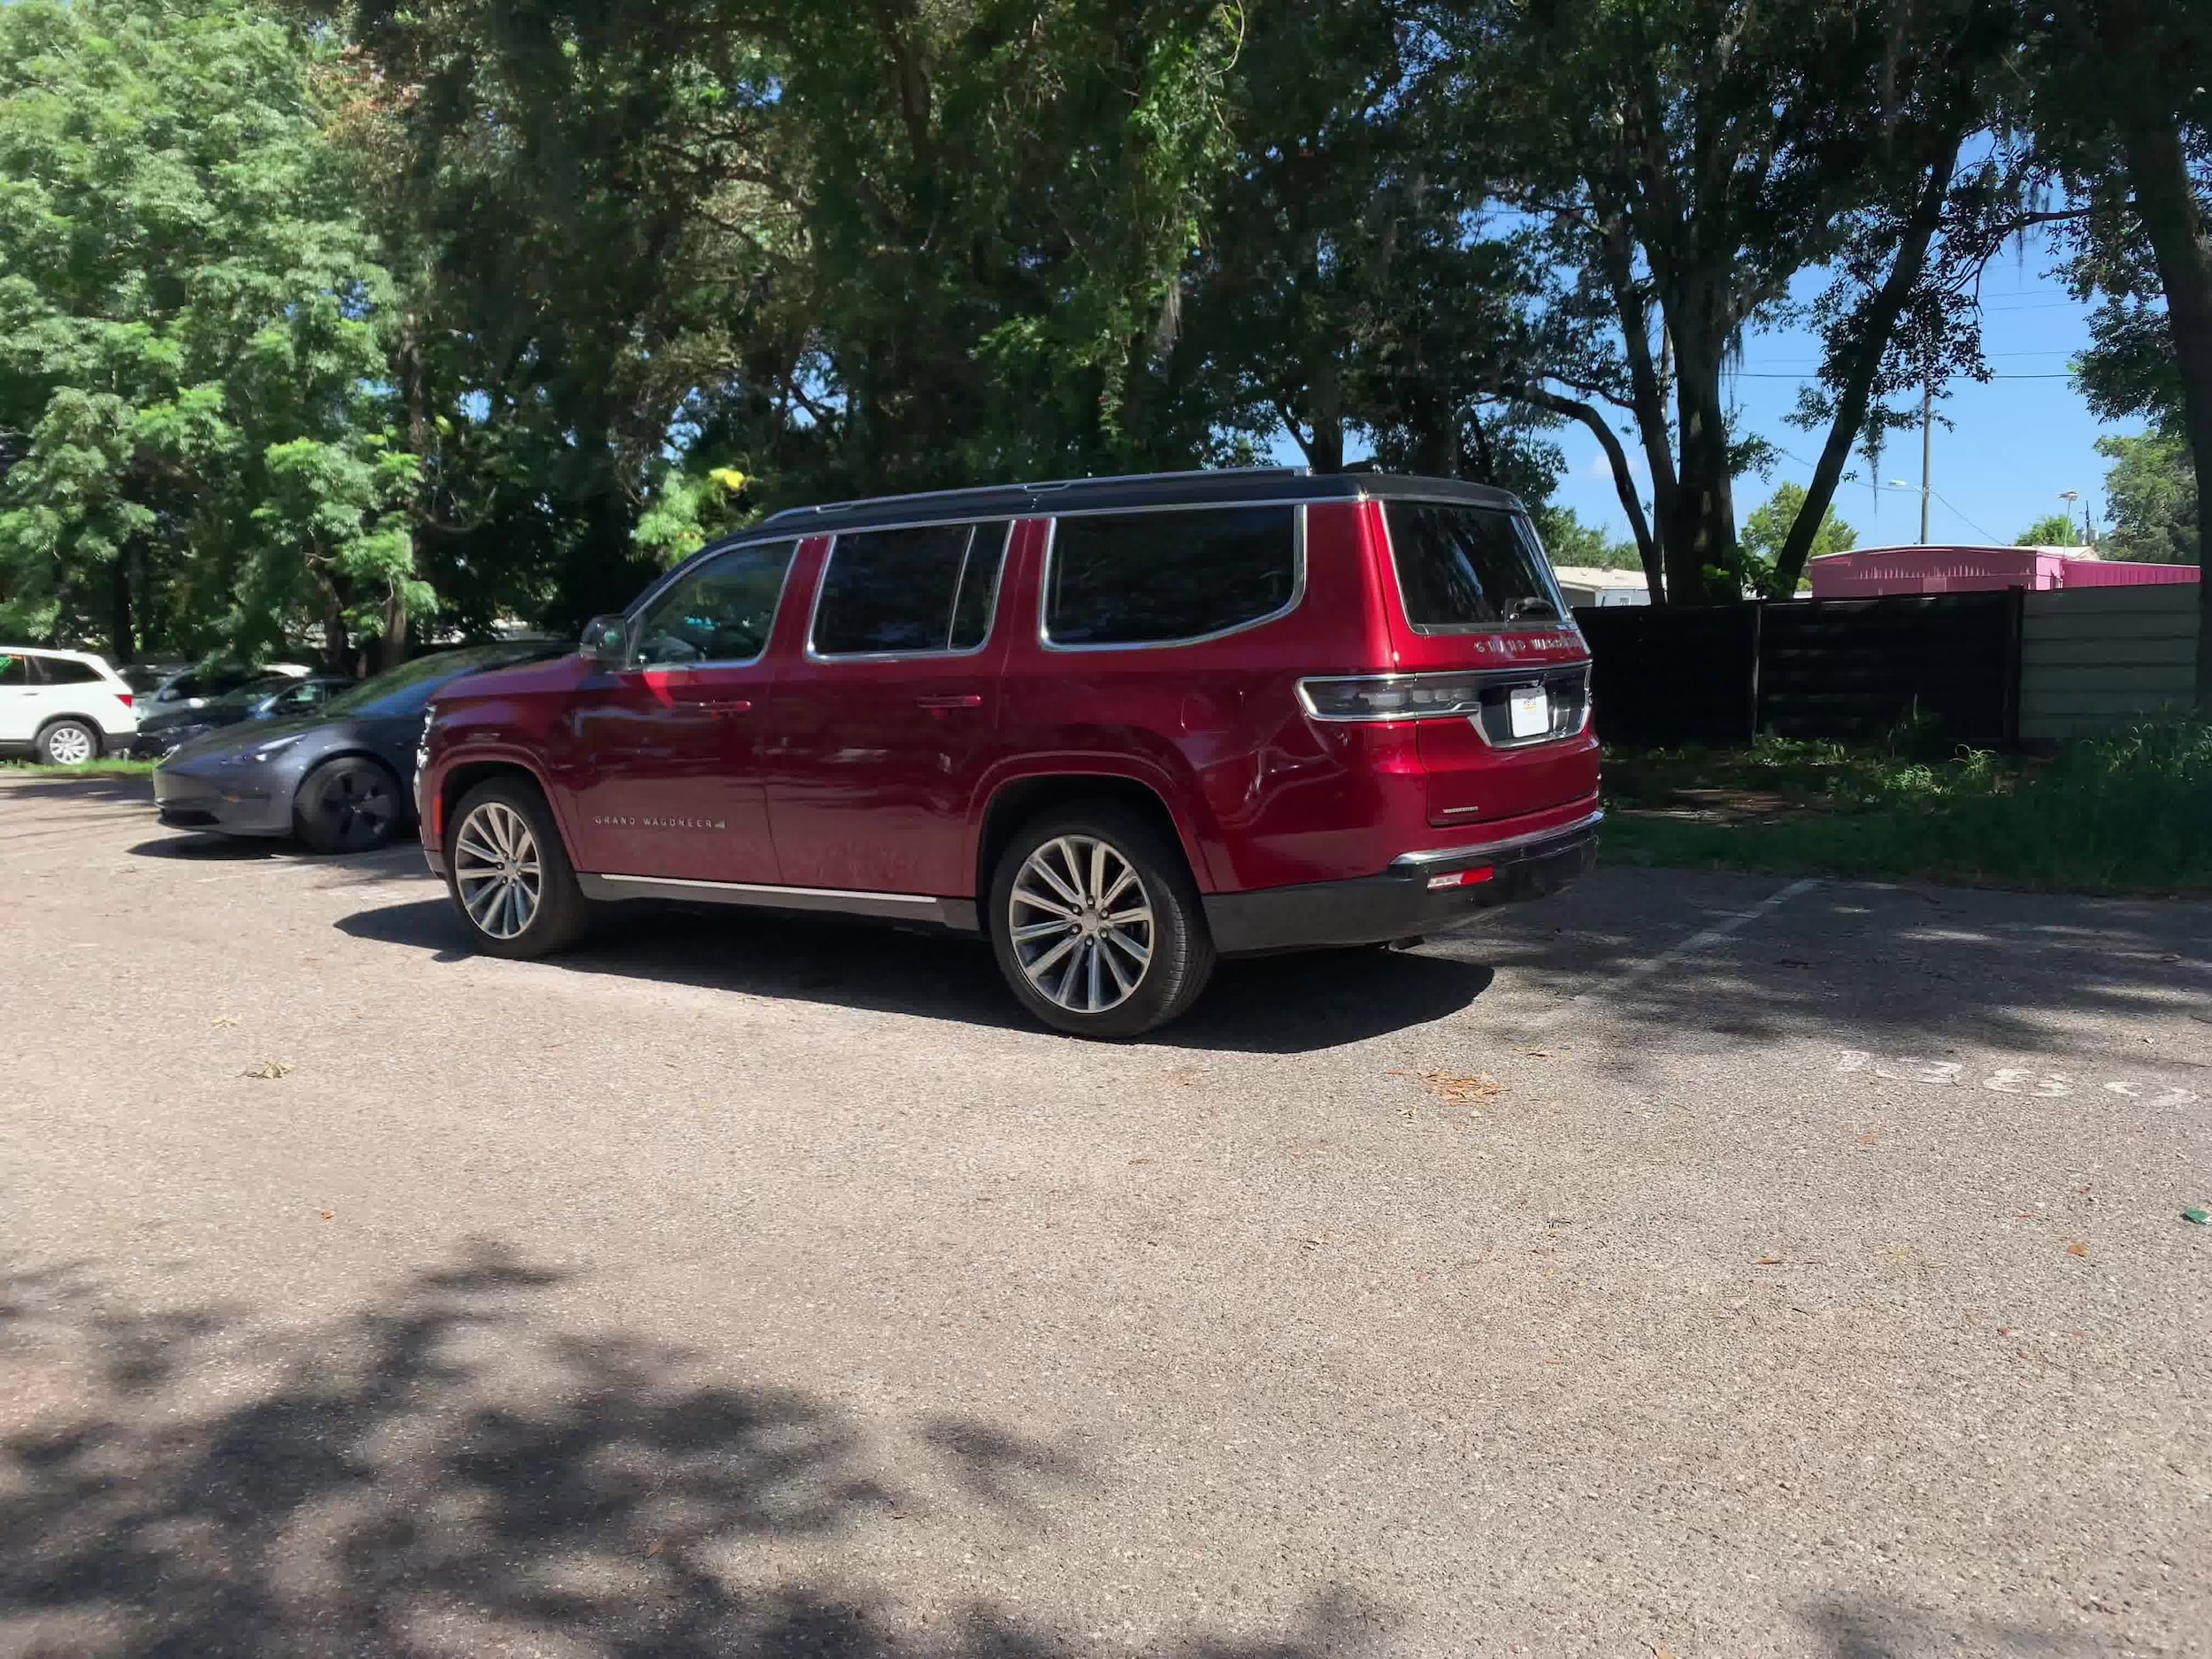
1540, 234, 2146, 551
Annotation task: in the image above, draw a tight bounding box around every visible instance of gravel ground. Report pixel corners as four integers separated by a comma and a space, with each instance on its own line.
2, 772, 2208, 1658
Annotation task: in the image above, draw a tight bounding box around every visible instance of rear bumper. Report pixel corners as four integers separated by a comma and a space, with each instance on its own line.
151, 765, 293, 837
1203, 810, 1601, 956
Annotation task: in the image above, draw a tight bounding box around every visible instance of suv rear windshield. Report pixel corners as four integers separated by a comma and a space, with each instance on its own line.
1046, 504, 1298, 647
1385, 502, 1563, 629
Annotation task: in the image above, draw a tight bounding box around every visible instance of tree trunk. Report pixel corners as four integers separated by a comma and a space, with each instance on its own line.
320, 577, 349, 674
1518, 386, 1665, 603
2115, 111, 2212, 708
1770, 143, 1960, 597
109, 552, 134, 664
380, 575, 409, 673
1664, 331, 1739, 603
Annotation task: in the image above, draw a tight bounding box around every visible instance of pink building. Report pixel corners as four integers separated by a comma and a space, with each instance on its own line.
1808, 545, 2199, 598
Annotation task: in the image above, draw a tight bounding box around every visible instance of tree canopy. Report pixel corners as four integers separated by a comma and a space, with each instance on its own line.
0, 0, 2204, 704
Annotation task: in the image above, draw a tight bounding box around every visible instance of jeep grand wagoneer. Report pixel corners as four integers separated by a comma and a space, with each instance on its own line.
416, 469, 1600, 1035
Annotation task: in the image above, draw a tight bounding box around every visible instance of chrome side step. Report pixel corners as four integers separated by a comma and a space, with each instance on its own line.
577, 872, 980, 933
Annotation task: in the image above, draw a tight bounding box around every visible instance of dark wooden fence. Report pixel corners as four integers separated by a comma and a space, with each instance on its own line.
1573, 591, 2024, 749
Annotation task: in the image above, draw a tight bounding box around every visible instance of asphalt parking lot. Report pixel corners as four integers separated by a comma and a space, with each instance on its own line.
3, 772, 2208, 1658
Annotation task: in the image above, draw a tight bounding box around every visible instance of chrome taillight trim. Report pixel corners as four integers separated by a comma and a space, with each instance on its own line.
1295, 664, 1591, 726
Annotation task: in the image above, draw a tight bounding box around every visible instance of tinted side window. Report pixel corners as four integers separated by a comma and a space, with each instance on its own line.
812, 522, 1008, 657
36, 657, 101, 684
633, 541, 797, 666
0, 654, 27, 687
1046, 506, 1298, 646
1386, 503, 1563, 628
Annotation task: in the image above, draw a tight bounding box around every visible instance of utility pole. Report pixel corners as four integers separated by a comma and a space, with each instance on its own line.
1918, 379, 1932, 545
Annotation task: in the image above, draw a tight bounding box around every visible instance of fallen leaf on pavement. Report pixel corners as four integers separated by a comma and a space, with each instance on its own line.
1388, 1069, 1505, 1108
243, 1060, 293, 1080
211, 1016, 241, 1028
645, 1540, 664, 1557
2066, 1240, 2089, 1257
319, 1210, 333, 1220
1754, 1256, 1784, 1266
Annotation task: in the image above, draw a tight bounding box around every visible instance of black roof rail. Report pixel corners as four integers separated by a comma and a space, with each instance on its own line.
762, 465, 1311, 525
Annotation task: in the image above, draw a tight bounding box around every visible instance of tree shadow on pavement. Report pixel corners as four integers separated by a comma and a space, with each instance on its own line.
334, 897, 1494, 1054
0, 773, 153, 807
0, 1244, 1385, 1658
1444, 868, 2212, 1065
1796, 1595, 2101, 1657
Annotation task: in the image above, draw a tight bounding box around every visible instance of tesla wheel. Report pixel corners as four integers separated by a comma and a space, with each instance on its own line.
987, 805, 1215, 1039
294, 757, 404, 854
36, 719, 99, 767
443, 777, 590, 959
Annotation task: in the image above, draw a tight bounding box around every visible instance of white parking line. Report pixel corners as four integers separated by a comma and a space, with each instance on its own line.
1525, 876, 1823, 1030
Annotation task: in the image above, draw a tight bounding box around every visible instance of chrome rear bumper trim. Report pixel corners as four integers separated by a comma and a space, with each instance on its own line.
1389, 807, 1605, 868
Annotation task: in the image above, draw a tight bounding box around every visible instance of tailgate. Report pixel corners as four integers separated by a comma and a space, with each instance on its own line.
1414, 664, 1594, 826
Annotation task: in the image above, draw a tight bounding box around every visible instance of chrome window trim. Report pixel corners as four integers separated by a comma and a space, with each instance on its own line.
621, 536, 802, 672
803, 520, 1015, 664
1376, 499, 1574, 638
1036, 503, 1308, 654
1389, 808, 1605, 868
596, 872, 940, 905
1295, 662, 1591, 726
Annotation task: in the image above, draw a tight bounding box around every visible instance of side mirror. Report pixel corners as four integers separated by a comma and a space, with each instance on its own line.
580, 615, 629, 669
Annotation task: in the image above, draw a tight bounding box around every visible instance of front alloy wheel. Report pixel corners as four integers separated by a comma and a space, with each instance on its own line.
453, 800, 542, 941
442, 776, 591, 959
1010, 835, 1156, 1015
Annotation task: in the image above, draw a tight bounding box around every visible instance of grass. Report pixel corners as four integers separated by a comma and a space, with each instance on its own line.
0, 757, 157, 778
1601, 723, 2212, 897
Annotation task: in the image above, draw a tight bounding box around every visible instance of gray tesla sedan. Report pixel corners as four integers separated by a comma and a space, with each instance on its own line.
152, 642, 561, 853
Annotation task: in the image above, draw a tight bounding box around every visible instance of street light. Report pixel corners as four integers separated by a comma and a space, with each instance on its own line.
2057, 490, 2083, 548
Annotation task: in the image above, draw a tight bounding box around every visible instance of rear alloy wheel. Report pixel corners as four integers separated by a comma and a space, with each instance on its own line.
295, 757, 403, 854
988, 806, 1215, 1039
443, 777, 590, 958
37, 719, 98, 767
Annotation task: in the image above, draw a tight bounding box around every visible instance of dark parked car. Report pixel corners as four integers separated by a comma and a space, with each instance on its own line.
142, 661, 311, 715
130, 673, 355, 760
416, 468, 1601, 1036
154, 644, 562, 853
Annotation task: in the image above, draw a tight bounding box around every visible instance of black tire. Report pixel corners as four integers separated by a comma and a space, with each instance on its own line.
442, 776, 591, 959
294, 757, 405, 854
36, 718, 101, 766
987, 803, 1215, 1038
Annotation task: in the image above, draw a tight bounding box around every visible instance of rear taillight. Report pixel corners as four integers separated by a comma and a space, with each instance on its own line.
117, 692, 133, 709
1296, 672, 1490, 722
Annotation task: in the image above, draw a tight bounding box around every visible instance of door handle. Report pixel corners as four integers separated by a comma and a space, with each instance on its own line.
916, 694, 983, 710
684, 697, 753, 714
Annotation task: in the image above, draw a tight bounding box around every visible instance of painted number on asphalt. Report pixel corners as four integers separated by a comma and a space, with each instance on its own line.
1836, 1050, 2198, 1106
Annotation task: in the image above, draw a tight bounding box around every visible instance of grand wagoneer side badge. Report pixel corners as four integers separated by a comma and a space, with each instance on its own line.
592, 815, 728, 831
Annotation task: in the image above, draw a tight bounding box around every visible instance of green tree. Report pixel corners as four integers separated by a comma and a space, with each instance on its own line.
2097, 431, 2198, 563
0, 0, 425, 665
2015, 512, 2083, 548
2023, 0, 2211, 703
1536, 507, 1640, 572
1422, 0, 2015, 603
1741, 483, 1855, 591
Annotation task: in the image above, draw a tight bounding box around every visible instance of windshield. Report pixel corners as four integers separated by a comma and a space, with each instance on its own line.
1384, 502, 1565, 630
203, 675, 296, 715
321, 644, 557, 719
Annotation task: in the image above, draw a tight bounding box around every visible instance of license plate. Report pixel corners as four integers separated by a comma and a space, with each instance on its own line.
1508, 687, 1549, 739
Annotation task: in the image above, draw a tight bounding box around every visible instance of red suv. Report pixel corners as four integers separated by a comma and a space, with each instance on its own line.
417, 469, 1600, 1035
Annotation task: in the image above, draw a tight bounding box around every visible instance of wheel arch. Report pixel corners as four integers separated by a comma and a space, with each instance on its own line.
972, 771, 1202, 921
437, 757, 567, 856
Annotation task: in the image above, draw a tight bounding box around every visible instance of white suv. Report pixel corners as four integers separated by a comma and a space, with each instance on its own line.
0, 648, 140, 764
